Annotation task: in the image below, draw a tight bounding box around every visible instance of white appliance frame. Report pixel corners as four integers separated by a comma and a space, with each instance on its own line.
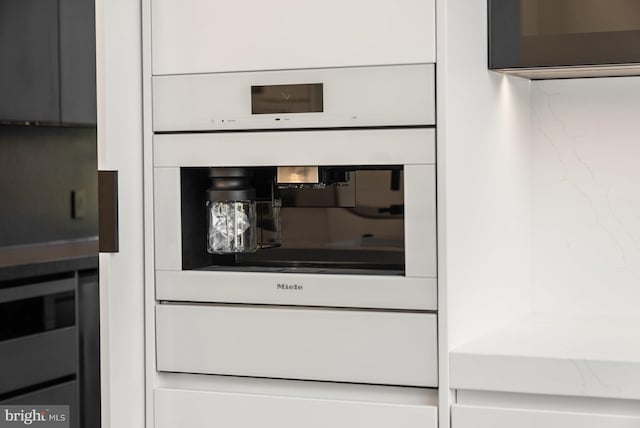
153, 128, 437, 311
152, 64, 436, 131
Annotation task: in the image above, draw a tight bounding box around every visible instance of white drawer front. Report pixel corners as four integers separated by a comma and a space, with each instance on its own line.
156, 304, 438, 387
155, 388, 438, 428
151, 0, 435, 75
452, 405, 640, 428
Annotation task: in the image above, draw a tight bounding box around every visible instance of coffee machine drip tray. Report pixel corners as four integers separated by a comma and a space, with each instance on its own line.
197, 247, 405, 276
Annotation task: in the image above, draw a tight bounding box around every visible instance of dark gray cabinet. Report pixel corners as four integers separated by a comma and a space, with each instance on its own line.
77, 270, 101, 428
60, 0, 97, 125
0, 0, 60, 123
0, 267, 100, 428
0, 0, 96, 125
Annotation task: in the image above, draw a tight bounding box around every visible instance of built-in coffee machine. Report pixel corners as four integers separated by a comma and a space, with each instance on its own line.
182, 164, 405, 275
152, 63, 438, 388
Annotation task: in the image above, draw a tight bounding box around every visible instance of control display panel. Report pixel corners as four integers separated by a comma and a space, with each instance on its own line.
251, 83, 323, 114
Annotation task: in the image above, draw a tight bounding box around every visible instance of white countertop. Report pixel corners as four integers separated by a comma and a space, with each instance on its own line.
450, 315, 640, 400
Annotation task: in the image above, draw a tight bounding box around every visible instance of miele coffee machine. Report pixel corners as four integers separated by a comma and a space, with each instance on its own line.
152, 63, 438, 388
182, 164, 405, 275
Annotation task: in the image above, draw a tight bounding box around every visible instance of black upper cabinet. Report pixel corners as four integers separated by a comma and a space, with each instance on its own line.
60, 0, 97, 125
0, 0, 96, 125
0, 0, 60, 123
489, 0, 640, 78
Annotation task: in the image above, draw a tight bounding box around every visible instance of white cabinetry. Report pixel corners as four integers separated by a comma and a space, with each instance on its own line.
452, 405, 640, 428
155, 388, 438, 428
151, 0, 436, 74
156, 304, 438, 387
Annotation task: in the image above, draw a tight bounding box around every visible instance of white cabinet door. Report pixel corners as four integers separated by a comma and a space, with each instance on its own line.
156, 304, 438, 387
155, 388, 438, 428
151, 0, 436, 74
96, 0, 145, 426
452, 405, 640, 428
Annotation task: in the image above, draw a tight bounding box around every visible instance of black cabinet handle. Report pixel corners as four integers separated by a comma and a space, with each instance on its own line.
98, 170, 119, 253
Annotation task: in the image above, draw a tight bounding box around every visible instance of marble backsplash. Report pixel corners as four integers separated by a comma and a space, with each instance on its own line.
531, 77, 640, 317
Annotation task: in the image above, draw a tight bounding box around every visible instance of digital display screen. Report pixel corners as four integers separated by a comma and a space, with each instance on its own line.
251, 83, 323, 114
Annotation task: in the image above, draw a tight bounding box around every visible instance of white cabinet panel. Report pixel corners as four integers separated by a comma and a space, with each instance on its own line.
152, 64, 435, 131
452, 405, 640, 428
155, 388, 438, 428
156, 304, 438, 387
153, 168, 181, 271
153, 128, 436, 168
152, 0, 435, 74
156, 270, 438, 311
404, 164, 437, 278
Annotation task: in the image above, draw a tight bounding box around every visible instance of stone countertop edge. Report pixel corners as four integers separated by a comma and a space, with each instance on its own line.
450, 314, 640, 401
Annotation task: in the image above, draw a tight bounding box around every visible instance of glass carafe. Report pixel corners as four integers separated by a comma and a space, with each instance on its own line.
206, 167, 257, 254
207, 200, 256, 254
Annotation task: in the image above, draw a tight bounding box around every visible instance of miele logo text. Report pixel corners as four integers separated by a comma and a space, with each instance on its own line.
277, 283, 303, 291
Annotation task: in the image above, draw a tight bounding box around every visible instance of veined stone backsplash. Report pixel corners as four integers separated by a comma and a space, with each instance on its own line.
531, 76, 640, 317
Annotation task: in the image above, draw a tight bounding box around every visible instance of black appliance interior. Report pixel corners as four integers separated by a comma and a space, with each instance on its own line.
489, 0, 640, 70
181, 166, 405, 275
